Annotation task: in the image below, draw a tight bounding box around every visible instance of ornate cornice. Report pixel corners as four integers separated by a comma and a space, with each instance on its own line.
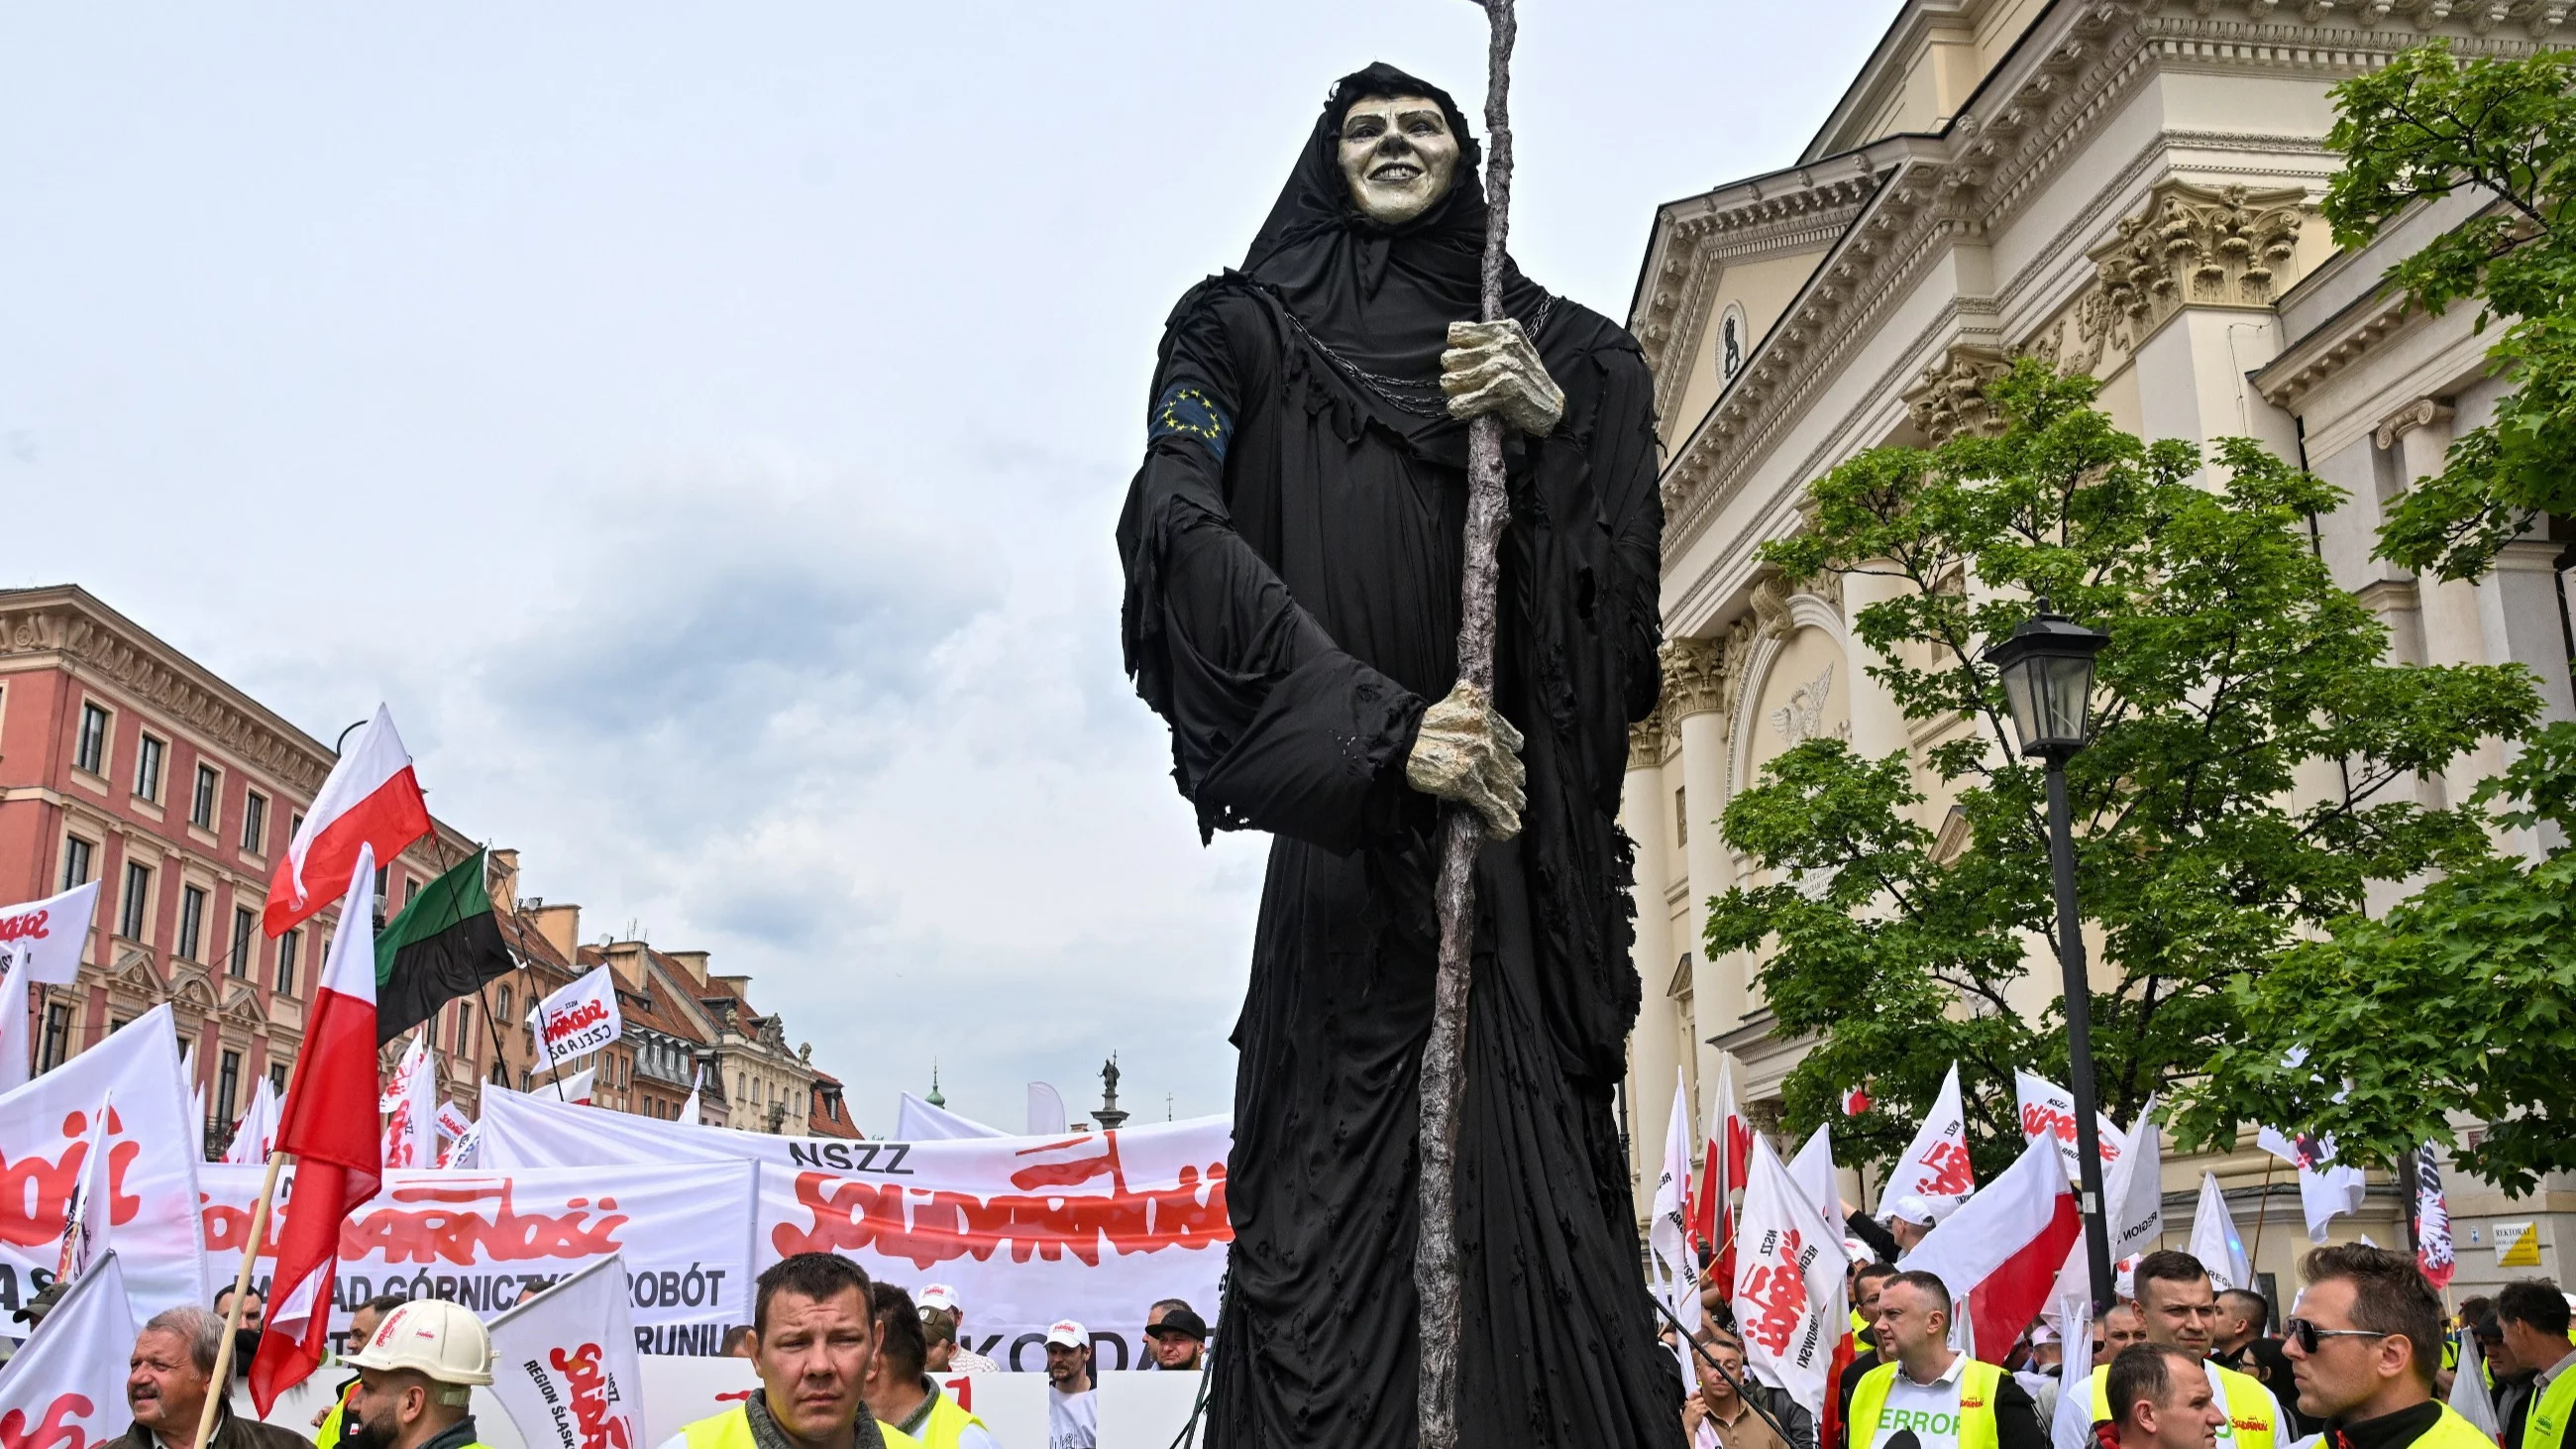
1661, 636, 1730, 720
0, 590, 334, 795
1647, 0, 2564, 578
2255, 292, 2415, 406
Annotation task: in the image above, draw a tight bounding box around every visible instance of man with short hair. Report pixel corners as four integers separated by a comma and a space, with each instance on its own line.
2099, 1303, 2150, 1359
1043, 1321, 1096, 1449
2496, 1282, 2576, 1449
1683, 1330, 1794, 1449
1143, 1303, 1208, 1373
2283, 1242, 2489, 1449
2211, 1289, 2311, 1439
336, 1299, 496, 1449
2103, 1344, 2228, 1449
1835, 1263, 1904, 1449
107, 1306, 312, 1449
2053, 1251, 2284, 1449
912, 1286, 995, 1375
211, 1285, 265, 1382
860, 1283, 993, 1449
663, 1254, 921, 1449
1849, 1270, 2047, 1449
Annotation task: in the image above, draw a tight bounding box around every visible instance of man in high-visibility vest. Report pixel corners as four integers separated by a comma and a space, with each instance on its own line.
661, 1254, 921, 1449
2101, 1344, 2230, 1449
1847, 1270, 2048, 1449
861, 1282, 993, 1449
2283, 1243, 2493, 1449
2496, 1282, 2576, 1449
2051, 1252, 2282, 1449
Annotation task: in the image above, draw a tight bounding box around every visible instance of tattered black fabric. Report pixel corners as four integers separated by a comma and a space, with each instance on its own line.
1117, 63, 1680, 1449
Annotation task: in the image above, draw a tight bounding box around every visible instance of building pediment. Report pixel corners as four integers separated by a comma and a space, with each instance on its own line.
217, 980, 266, 1029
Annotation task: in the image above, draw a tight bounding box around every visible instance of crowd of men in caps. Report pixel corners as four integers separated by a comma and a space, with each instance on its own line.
10, 1257, 1212, 1449
13, 1230, 2568, 1449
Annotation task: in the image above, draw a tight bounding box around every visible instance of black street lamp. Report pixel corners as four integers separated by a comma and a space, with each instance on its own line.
1986, 603, 2115, 1313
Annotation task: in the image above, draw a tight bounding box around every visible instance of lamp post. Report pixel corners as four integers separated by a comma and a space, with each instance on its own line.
1985, 603, 2115, 1314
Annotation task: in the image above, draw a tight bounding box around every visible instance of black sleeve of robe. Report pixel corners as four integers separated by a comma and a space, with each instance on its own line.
1118, 296, 1429, 852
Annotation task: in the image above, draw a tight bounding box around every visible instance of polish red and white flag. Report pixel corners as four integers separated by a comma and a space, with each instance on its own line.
1897, 1130, 2082, 1364
250, 846, 385, 1411
1692, 1057, 1752, 1282
262, 706, 431, 937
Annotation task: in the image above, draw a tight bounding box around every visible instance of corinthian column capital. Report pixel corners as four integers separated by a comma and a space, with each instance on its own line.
1661, 636, 1730, 720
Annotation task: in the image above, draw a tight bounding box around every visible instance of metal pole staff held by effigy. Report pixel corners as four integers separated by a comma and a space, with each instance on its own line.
1648, 1294, 1805, 1449
1415, 3, 1516, 1447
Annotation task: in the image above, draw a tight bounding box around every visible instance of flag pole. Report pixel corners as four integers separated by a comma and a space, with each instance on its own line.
194, 1149, 292, 1449
2249, 1154, 2276, 1280
1416, 5, 1516, 1447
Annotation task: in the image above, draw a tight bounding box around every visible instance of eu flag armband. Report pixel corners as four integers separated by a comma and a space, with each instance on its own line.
1151, 382, 1231, 465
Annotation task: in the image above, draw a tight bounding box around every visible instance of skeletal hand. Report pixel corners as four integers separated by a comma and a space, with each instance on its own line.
1405, 681, 1527, 840
1442, 318, 1564, 435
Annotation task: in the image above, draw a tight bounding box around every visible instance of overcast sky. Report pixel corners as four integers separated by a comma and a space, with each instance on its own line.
1, 2, 1894, 1134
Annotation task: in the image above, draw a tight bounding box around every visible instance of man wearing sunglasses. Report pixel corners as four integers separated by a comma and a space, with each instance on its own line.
2282, 1244, 2491, 1449
2053, 1253, 2285, 1449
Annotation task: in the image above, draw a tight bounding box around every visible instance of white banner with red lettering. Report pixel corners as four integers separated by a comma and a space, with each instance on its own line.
1882, 1062, 1976, 1217
485, 1255, 648, 1449
478, 1085, 1232, 1370
530, 966, 620, 1070
0, 1252, 134, 1448
0, 1004, 211, 1320
2014, 1069, 2127, 1186
0, 880, 101, 985
198, 1162, 755, 1342
1731, 1133, 1849, 1415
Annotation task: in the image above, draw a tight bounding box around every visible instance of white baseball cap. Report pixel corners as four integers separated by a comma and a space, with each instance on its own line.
1045, 1319, 1087, 1348
917, 1284, 959, 1314
1885, 1194, 1938, 1228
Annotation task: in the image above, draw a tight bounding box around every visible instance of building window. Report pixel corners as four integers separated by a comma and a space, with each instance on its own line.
134, 734, 164, 803
268, 1062, 288, 1095
229, 907, 256, 978
60, 836, 94, 891
216, 1050, 242, 1127
519, 1070, 532, 1092
1674, 786, 1688, 848
275, 929, 300, 997
119, 861, 151, 940
496, 985, 513, 1023
454, 1002, 476, 1057
190, 763, 219, 829
287, 811, 304, 846
177, 886, 207, 961
75, 703, 109, 776
241, 792, 268, 853
39, 1003, 70, 1071
405, 876, 421, 906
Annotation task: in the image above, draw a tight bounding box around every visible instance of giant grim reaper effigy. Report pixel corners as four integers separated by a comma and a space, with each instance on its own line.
1118, 59, 1681, 1449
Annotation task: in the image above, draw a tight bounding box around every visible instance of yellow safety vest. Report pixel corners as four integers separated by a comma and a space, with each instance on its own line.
2088, 1360, 2278, 1449
1849, 1358, 2009, 1449
678, 1402, 922, 1449
2415, 1404, 2515, 1449
2526, 1369, 2576, 1449
314, 1394, 349, 1449
900, 1389, 989, 1449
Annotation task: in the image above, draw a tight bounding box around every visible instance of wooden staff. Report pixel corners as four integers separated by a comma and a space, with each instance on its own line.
1415, 4, 1517, 1446
194, 1151, 291, 1449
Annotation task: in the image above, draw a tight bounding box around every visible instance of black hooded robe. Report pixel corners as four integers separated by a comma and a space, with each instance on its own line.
1117, 65, 1681, 1448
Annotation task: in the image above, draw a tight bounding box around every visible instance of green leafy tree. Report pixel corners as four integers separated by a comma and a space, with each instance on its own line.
2184, 723, 2576, 1194
2322, 43, 2576, 581
1705, 362, 2538, 1176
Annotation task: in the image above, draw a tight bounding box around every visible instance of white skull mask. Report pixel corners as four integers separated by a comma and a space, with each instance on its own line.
1337, 94, 1461, 226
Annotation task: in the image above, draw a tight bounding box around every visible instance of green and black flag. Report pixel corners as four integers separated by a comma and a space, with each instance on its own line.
374, 847, 517, 1046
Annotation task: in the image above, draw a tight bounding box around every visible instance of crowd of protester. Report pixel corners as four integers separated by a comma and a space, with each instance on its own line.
1680, 1232, 2574, 1449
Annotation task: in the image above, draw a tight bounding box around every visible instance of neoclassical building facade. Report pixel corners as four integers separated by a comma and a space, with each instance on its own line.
1621, 0, 2575, 1291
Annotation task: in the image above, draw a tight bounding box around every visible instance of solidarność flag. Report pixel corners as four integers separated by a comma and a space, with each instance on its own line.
263, 706, 430, 937
250, 845, 385, 1411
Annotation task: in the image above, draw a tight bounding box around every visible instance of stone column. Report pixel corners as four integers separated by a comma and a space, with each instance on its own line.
1621, 708, 1679, 1224
1664, 637, 1737, 1068
2378, 400, 2500, 804
1838, 568, 1913, 773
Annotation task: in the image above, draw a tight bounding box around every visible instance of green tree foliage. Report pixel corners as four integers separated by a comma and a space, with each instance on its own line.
2183, 723, 2576, 1194
2322, 43, 2576, 581
1705, 362, 2538, 1177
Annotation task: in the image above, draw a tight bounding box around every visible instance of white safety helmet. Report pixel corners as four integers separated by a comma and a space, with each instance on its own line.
347, 1298, 495, 1391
